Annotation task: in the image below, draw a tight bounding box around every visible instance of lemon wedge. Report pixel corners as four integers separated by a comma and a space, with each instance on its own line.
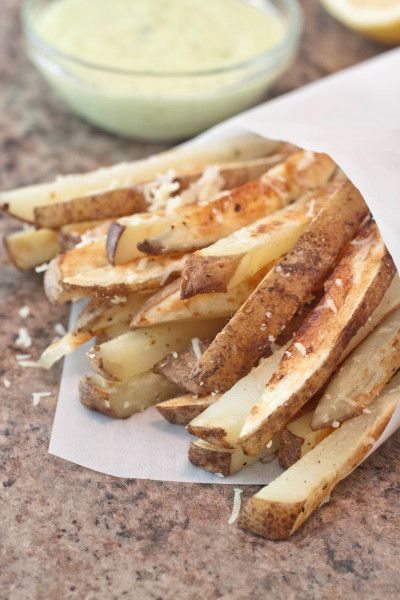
321, 0, 400, 44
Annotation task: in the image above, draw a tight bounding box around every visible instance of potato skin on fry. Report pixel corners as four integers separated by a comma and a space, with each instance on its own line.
154, 339, 212, 395
239, 222, 396, 456
156, 394, 217, 425
193, 180, 369, 393
180, 254, 241, 297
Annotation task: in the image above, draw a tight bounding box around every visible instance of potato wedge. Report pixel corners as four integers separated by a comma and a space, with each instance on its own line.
62, 253, 190, 299
188, 438, 279, 476
133, 274, 262, 327
80, 371, 180, 418
156, 394, 217, 425
106, 154, 293, 265
278, 411, 333, 469
192, 180, 369, 393
4, 227, 60, 271
137, 151, 336, 256
38, 331, 93, 369
180, 183, 337, 298
239, 380, 400, 540
75, 293, 151, 334
44, 238, 108, 303
187, 346, 287, 448
312, 308, 400, 429
59, 219, 112, 251
153, 338, 212, 395
1, 132, 276, 223
239, 222, 395, 456
89, 318, 224, 381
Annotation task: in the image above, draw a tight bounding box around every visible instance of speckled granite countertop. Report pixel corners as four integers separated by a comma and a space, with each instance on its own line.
1, 1, 399, 599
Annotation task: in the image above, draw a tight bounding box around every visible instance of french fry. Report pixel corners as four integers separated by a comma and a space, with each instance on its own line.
74, 293, 151, 334
192, 180, 369, 393
180, 183, 337, 298
59, 219, 112, 251
1, 132, 277, 223
4, 227, 60, 271
38, 331, 93, 369
153, 338, 212, 395
132, 274, 262, 327
106, 154, 293, 265
62, 253, 190, 299
44, 238, 108, 303
89, 318, 224, 381
187, 346, 287, 448
239, 379, 400, 540
188, 437, 279, 476
239, 222, 395, 456
156, 394, 218, 425
278, 411, 333, 469
137, 151, 336, 256
312, 308, 400, 429
80, 371, 180, 418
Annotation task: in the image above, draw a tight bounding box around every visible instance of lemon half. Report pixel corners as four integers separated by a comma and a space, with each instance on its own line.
321, 0, 400, 44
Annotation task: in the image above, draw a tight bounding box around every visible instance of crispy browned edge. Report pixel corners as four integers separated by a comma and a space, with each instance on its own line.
191, 181, 369, 394
239, 224, 396, 456
34, 187, 148, 229
188, 441, 233, 475
79, 375, 121, 418
238, 402, 396, 540
153, 339, 212, 395
278, 426, 333, 469
156, 394, 216, 425
180, 255, 242, 298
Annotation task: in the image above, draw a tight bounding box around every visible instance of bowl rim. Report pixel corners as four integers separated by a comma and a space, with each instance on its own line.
22, 0, 302, 78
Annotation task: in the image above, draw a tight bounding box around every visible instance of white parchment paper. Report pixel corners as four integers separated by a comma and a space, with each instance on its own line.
50, 48, 400, 481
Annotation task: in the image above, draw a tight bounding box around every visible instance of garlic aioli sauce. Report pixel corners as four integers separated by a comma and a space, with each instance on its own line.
32, 0, 292, 139
38, 0, 284, 76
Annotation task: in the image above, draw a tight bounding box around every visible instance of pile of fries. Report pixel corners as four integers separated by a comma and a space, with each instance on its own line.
3, 132, 400, 540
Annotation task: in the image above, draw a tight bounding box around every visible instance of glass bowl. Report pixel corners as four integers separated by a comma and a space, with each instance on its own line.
22, 0, 302, 142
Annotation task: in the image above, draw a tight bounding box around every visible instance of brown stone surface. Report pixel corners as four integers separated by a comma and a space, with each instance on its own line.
1, 1, 399, 598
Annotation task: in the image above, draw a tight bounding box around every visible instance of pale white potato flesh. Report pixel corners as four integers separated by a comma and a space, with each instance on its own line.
187, 346, 287, 449
4, 227, 60, 271
63, 253, 190, 298
80, 371, 180, 418
181, 185, 335, 296
239, 380, 400, 540
138, 151, 336, 255
74, 293, 152, 334
312, 307, 400, 429
89, 318, 224, 381
239, 222, 395, 456
59, 219, 112, 251
132, 275, 262, 327
38, 331, 93, 369
0, 132, 276, 222
188, 437, 279, 476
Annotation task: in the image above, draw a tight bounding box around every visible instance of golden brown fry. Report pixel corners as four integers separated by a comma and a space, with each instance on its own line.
193, 180, 369, 393
137, 151, 336, 255
278, 410, 333, 469
80, 371, 180, 418
156, 394, 218, 425
239, 381, 400, 540
239, 222, 395, 456
4, 227, 60, 271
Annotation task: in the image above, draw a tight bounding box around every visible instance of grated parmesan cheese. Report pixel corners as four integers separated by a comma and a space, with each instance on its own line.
15, 327, 32, 349
268, 335, 276, 343
54, 323, 67, 337
172, 351, 178, 359
331, 420, 340, 428
266, 439, 273, 449
335, 278, 342, 287
123, 401, 130, 409
35, 262, 49, 273
294, 342, 306, 356
16, 353, 31, 360
104, 400, 111, 409
228, 488, 243, 525
32, 391, 51, 406
285, 350, 292, 358
3, 378, 11, 388
325, 298, 337, 314
19, 306, 30, 319
265, 311, 272, 319
191, 337, 202, 361
362, 407, 371, 414
110, 295, 127, 304
143, 169, 180, 212
214, 472, 225, 478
